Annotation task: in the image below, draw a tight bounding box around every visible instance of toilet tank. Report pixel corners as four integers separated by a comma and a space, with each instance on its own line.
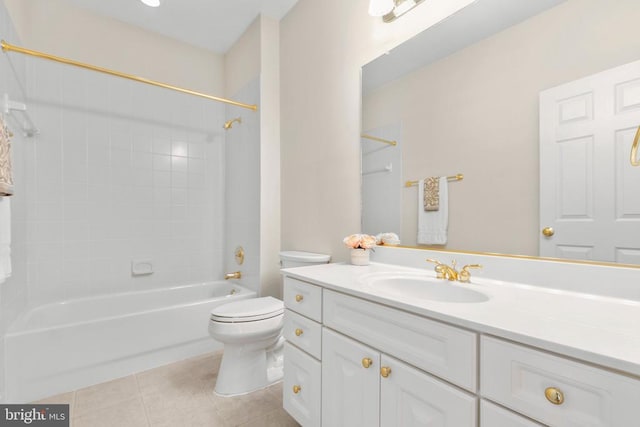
279, 251, 330, 269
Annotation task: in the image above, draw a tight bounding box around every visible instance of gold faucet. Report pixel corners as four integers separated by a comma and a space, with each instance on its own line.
426, 259, 482, 283
224, 271, 242, 280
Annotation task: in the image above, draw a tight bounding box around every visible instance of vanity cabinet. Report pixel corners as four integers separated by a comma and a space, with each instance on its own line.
283, 277, 323, 427
481, 336, 640, 427
282, 271, 640, 427
322, 327, 477, 426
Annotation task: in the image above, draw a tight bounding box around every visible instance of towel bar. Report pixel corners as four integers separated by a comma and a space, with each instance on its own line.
405, 174, 463, 187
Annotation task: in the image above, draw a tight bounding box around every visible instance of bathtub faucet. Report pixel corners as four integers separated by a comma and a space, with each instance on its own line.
225, 271, 242, 280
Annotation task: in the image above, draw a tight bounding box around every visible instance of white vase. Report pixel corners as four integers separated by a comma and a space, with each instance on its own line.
350, 248, 370, 266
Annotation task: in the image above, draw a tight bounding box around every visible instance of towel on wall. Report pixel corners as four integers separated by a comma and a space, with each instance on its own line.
0, 113, 14, 196
0, 197, 11, 284
417, 177, 448, 245
423, 176, 440, 211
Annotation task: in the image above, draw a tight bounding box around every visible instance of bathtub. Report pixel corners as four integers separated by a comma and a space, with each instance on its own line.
4, 281, 256, 402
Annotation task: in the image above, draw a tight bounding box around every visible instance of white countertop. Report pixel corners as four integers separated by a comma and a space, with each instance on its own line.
282, 262, 640, 378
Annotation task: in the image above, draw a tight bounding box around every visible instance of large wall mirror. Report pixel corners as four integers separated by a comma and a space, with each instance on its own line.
361, 0, 640, 266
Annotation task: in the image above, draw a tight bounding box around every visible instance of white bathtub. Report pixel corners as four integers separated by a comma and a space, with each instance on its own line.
4, 281, 256, 402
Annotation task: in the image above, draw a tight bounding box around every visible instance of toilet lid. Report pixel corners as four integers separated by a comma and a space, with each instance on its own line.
210, 297, 284, 323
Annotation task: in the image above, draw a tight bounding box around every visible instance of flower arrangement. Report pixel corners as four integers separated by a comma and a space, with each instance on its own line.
343, 234, 377, 250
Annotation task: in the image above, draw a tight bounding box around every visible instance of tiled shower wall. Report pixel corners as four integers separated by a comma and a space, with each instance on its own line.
22, 57, 226, 306
0, 0, 29, 400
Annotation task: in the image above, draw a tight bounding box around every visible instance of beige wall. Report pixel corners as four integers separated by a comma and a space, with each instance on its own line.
363, 0, 640, 256
224, 16, 282, 297
280, 0, 474, 262
258, 17, 282, 298
4, 0, 223, 94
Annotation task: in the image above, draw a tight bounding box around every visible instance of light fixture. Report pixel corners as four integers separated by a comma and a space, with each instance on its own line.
369, 0, 426, 22
139, 0, 160, 7
368, 0, 394, 17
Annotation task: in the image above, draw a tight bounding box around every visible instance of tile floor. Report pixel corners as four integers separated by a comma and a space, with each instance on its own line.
34, 352, 300, 427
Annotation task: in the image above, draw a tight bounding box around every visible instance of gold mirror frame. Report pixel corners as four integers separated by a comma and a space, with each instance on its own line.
392, 245, 640, 269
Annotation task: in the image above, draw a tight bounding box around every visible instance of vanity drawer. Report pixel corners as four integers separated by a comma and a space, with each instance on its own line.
481, 336, 640, 427
283, 342, 321, 427
481, 400, 544, 427
283, 277, 322, 322
323, 289, 477, 392
284, 309, 322, 360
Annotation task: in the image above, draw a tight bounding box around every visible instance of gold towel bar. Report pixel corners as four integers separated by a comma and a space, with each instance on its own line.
1, 40, 258, 111
632, 126, 640, 167
361, 133, 397, 146
405, 174, 464, 187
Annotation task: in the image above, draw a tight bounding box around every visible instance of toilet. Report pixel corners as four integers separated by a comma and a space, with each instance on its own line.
209, 250, 330, 396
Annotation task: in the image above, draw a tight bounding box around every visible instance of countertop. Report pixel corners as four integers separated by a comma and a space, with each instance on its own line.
282, 262, 640, 378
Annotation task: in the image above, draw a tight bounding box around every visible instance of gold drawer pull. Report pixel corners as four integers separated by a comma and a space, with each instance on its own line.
542, 227, 554, 237
545, 387, 564, 405
380, 366, 392, 378
362, 357, 373, 369
295, 294, 304, 302
293, 385, 301, 394
295, 328, 304, 336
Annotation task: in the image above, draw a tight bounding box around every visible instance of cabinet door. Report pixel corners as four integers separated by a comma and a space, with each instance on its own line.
380, 354, 477, 427
284, 342, 321, 427
322, 328, 380, 427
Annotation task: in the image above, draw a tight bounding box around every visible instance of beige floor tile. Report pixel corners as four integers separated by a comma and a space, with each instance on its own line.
74, 375, 141, 417
73, 396, 148, 427
136, 352, 220, 397
212, 387, 282, 426
236, 407, 300, 427
33, 391, 76, 409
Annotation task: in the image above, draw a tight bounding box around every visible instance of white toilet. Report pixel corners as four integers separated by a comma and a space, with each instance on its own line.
209, 250, 330, 396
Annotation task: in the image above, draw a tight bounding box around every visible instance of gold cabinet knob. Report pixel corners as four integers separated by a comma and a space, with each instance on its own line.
295, 294, 304, 302
293, 385, 301, 394
542, 227, 555, 237
295, 328, 304, 336
544, 387, 564, 405
380, 366, 392, 378
362, 357, 373, 369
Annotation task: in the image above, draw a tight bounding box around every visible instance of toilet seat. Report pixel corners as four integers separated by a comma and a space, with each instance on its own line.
210, 296, 284, 323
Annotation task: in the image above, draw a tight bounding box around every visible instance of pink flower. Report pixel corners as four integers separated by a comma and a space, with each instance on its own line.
343, 234, 377, 250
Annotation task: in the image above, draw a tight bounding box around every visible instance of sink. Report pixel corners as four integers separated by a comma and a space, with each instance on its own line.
359, 272, 489, 303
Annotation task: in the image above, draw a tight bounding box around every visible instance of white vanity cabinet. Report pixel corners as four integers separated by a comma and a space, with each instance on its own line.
322, 327, 477, 426
321, 289, 477, 427
481, 336, 640, 427
282, 268, 640, 427
283, 277, 323, 427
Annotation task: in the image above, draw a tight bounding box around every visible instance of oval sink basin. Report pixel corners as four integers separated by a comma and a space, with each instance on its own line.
360, 272, 489, 303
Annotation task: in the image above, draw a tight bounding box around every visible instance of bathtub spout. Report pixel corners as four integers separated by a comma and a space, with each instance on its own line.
224, 271, 242, 280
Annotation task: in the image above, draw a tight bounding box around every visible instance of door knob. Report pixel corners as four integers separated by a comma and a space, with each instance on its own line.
380, 366, 391, 378
362, 357, 373, 368
542, 227, 555, 237
293, 385, 301, 394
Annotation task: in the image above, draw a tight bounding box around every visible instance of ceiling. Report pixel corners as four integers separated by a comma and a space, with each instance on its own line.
68, 0, 299, 54
362, 0, 566, 95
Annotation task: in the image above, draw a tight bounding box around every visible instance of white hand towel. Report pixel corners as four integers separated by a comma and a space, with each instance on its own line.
0, 197, 11, 284
417, 177, 448, 245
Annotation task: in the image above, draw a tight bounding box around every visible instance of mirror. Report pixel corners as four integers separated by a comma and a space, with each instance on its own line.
361, 0, 640, 265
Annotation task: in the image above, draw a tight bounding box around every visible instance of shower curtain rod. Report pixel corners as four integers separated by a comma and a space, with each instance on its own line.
361, 133, 397, 146
1, 40, 258, 111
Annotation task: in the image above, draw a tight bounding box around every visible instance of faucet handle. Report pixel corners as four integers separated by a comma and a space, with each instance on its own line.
459, 264, 482, 283
426, 259, 445, 279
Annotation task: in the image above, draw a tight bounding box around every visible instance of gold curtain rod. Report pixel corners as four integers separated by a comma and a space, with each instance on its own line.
405, 174, 464, 187
361, 133, 397, 146
1, 40, 258, 112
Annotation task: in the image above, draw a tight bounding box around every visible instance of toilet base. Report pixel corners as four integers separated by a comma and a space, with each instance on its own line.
214, 336, 284, 396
